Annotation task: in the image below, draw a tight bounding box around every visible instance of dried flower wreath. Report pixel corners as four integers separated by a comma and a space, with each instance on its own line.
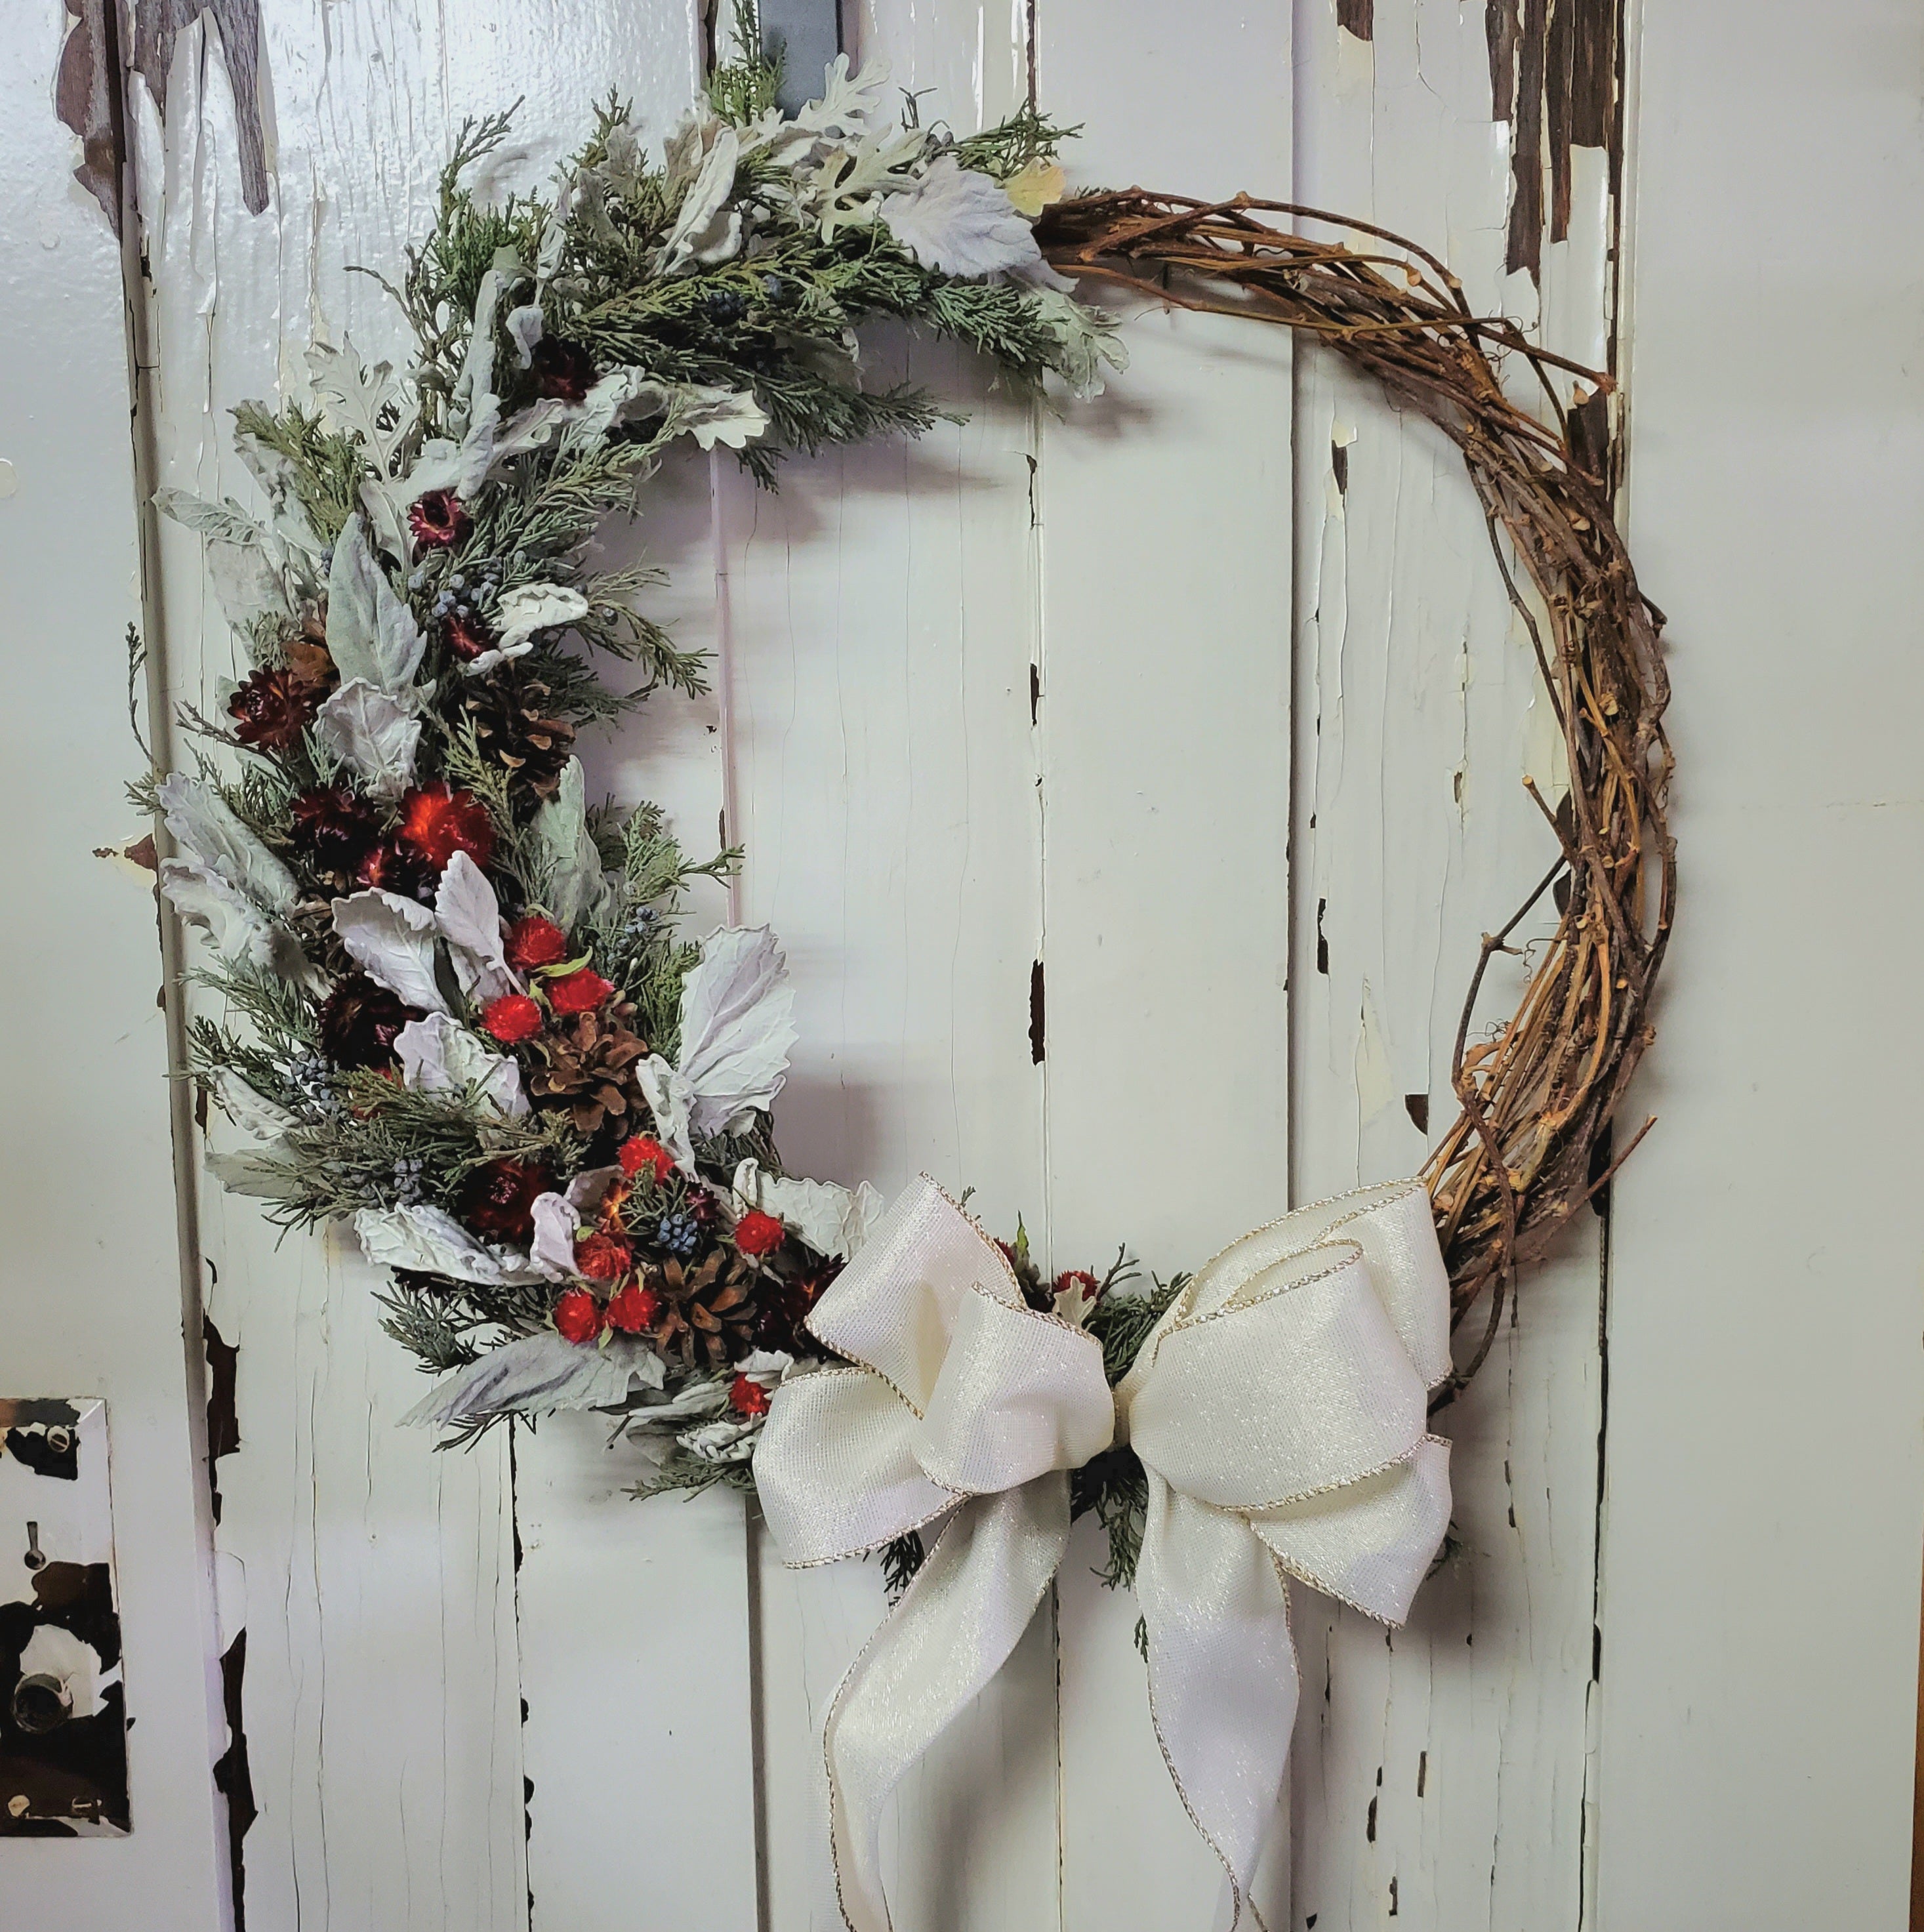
135, 21, 1668, 1593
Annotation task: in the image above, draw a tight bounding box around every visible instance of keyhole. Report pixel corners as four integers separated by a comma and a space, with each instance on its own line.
22, 1521, 44, 1572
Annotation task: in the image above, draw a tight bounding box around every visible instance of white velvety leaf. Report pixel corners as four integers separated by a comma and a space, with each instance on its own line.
205, 1145, 304, 1200
434, 851, 517, 1000
678, 926, 798, 1135
449, 252, 520, 440
622, 1376, 731, 1433
159, 857, 276, 965
507, 302, 544, 367
402, 1331, 664, 1428
393, 1012, 527, 1117
314, 680, 421, 801
730, 1159, 882, 1261
158, 773, 298, 912
528, 1191, 582, 1281
677, 1414, 760, 1464
398, 394, 499, 504
307, 338, 408, 470
529, 758, 607, 929
566, 367, 673, 449
880, 155, 1044, 279
154, 489, 292, 629
635, 1054, 697, 1174
352, 1204, 542, 1286
214, 1070, 297, 1142
458, 644, 535, 677
743, 54, 893, 166
331, 890, 448, 1014
674, 385, 769, 451
325, 517, 426, 694
1027, 286, 1130, 399
495, 583, 590, 650
659, 125, 743, 273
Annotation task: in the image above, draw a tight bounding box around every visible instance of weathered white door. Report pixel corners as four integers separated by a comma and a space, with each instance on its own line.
8, 0, 1922, 1929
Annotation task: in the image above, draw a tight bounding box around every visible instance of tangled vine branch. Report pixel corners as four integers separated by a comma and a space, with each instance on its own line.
1038, 192, 1673, 1402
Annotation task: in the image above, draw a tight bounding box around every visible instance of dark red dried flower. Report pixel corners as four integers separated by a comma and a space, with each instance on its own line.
317, 972, 420, 1070
355, 836, 438, 903
752, 1260, 838, 1356
531, 337, 596, 403
443, 609, 493, 662
459, 1157, 552, 1246
554, 1288, 605, 1346
228, 665, 323, 749
289, 784, 379, 881
506, 916, 570, 970
409, 489, 470, 551
398, 782, 496, 872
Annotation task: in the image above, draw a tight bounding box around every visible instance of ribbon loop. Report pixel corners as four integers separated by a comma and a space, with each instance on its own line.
756, 1176, 1113, 1932
1118, 1180, 1453, 1924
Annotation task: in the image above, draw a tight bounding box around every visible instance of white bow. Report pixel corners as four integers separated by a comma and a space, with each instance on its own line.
1115, 1181, 1452, 1925
754, 1177, 1452, 1932
754, 1176, 1114, 1932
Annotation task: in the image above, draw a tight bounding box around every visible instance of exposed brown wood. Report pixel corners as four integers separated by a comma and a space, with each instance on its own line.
132, 0, 269, 215
1487, 0, 1624, 279
55, 0, 127, 232
1337, 0, 1374, 40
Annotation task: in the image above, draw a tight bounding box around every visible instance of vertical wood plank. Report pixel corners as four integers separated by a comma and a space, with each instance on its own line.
734, 9, 1058, 1923
1285, 4, 1619, 1927
127, 9, 745, 1927
1599, 1, 1924, 1922
1032, 8, 1295, 1929
0, 6, 230, 1923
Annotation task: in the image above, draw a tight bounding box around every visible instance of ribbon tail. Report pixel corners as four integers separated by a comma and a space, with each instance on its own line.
1137, 1471, 1300, 1929
823, 1477, 1070, 1932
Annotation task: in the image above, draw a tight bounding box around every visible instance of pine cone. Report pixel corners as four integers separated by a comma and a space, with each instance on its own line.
525, 1002, 648, 1135
459, 667, 576, 800
648, 1248, 757, 1368
228, 665, 323, 749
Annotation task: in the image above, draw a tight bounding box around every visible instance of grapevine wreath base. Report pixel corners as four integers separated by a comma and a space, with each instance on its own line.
137, 20, 1668, 1929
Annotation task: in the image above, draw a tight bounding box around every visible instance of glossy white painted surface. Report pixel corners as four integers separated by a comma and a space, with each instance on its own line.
0, 1, 228, 1921
1598, 2, 1924, 1924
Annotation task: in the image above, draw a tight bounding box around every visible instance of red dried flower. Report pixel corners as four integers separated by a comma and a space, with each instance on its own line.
289, 784, 379, 880
398, 782, 496, 872
606, 1281, 661, 1334
733, 1210, 785, 1260
481, 994, 543, 1045
727, 1373, 771, 1418
554, 1288, 605, 1346
574, 1231, 632, 1283
617, 1134, 675, 1183
228, 665, 323, 749
531, 337, 596, 403
443, 609, 493, 662
506, 915, 569, 970
1054, 1268, 1101, 1302
547, 967, 614, 1015
459, 1157, 551, 1245
409, 489, 470, 551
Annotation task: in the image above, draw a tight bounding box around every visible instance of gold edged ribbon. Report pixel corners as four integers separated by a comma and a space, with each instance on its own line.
754, 1176, 1452, 1931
